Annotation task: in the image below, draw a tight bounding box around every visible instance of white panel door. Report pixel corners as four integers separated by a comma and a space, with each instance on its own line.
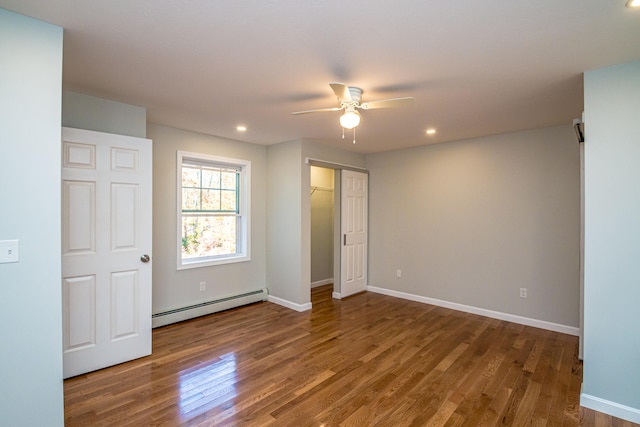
340, 170, 368, 297
61, 127, 152, 379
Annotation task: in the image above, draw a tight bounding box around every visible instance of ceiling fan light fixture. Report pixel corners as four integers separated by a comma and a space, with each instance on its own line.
626, 0, 640, 7
340, 110, 361, 129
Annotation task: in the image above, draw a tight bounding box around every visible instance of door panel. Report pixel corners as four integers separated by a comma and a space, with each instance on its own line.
111, 183, 138, 250
63, 141, 95, 169
111, 270, 139, 340
63, 275, 96, 350
340, 170, 368, 297
62, 181, 96, 254
62, 127, 152, 379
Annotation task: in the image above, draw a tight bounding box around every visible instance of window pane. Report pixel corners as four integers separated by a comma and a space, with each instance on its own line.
220, 171, 237, 190
202, 168, 220, 188
182, 167, 201, 188
201, 189, 220, 211
181, 215, 237, 258
182, 188, 201, 210
221, 190, 237, 211
179, 152, 249, 268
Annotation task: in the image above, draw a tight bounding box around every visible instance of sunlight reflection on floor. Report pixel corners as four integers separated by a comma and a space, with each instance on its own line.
178, 352, 237, 420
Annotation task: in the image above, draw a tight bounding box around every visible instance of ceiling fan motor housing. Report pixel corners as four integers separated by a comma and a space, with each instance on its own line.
348, 87, 363, 104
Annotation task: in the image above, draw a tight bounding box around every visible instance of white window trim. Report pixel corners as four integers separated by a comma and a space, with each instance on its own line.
176, 150, 251, 270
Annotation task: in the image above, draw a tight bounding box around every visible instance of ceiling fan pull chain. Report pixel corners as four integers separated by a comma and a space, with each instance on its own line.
342, 127, 345, 139
353, 127, 356, 144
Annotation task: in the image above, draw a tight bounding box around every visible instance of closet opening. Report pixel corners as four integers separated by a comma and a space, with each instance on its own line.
310, 166, 336, 295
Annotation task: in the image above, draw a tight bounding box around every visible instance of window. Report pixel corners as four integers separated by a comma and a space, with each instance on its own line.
177, 151, 250, 269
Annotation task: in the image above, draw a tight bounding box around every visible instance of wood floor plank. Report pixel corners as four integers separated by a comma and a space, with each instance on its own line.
64, 285, 639, 426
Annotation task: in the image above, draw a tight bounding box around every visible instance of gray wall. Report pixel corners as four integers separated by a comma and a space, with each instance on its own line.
148, 123, 267, 314
366, 125, 580, 328
0, 9, 64, 426
266, 139, 366, 306
582, 60, 640, 421
62, 91, 147, 138
266, 140, 306, 305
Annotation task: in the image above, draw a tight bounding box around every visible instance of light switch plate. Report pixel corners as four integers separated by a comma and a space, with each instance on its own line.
0, 240, 19, 263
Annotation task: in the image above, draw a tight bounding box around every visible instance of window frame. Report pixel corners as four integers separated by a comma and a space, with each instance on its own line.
176, 150, 251, 270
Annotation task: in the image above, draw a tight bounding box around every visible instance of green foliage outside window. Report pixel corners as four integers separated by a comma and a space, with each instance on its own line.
181, 161, 240, 259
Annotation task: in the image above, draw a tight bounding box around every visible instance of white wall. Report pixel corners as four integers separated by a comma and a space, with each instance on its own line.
0, 8, 64, 426
581, 60, 640, 423
310, 166, 334, 284
148, 123, 267, 314
366, 126, 580, 329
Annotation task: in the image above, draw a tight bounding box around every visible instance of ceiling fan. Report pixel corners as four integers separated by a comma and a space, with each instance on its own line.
291, 83, 414, 140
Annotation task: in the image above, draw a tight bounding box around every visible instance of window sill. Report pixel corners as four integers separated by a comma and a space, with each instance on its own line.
178, 254, 250, 270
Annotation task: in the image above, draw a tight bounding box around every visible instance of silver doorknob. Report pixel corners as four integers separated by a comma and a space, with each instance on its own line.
140, 254, 150, 263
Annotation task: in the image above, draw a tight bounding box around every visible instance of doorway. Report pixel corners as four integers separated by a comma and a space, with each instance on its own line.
308, 161, 369, 300
310, 166, 335, 291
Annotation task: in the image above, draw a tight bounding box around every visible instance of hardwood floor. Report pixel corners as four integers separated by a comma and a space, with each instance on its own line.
65, 285, 638, 426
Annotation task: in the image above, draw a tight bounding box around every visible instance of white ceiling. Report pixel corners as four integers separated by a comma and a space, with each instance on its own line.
2, 1, 639, 153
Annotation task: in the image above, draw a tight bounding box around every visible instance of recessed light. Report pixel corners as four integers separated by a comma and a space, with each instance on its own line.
236, 126, 247, 132
626, 0, 640, 7
426, 129, 436, 135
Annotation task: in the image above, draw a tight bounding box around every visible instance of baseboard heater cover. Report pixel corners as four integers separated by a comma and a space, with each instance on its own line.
152, 288, 268, 328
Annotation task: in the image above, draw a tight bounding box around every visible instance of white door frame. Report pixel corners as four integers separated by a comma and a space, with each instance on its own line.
306, 158, 369, 300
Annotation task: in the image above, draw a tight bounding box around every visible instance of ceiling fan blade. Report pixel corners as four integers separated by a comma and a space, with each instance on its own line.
329, 83, 352, 102
291, 107, 343, 115
359, 97, 414, 110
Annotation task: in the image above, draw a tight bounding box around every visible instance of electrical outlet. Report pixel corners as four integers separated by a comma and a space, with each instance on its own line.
396, 269, 402, 278
200, 281, 206, 291
520, 288, 527, 298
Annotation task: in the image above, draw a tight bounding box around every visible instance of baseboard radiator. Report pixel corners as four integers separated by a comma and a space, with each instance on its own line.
152, 288, 268, 328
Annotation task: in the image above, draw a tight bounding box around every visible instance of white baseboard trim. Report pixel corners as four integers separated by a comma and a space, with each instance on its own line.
581, 393, 640, 424
367, 286, 580, 336
311, 278, 333, 288
332, 292, 342, 299
267, 295, 312, 312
